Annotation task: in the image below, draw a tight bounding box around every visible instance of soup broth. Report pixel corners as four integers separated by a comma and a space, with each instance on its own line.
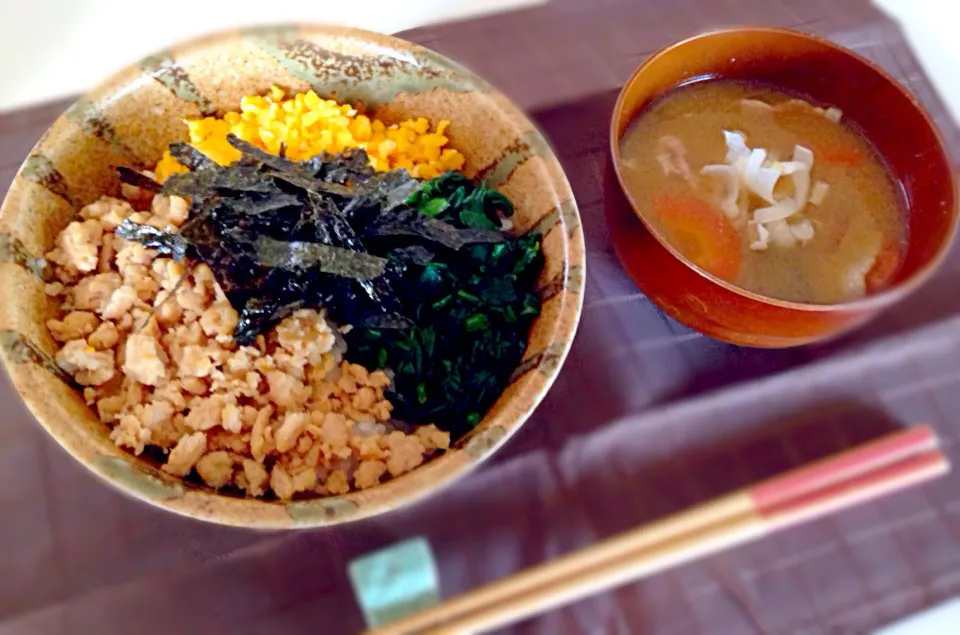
619, 80, 907, 304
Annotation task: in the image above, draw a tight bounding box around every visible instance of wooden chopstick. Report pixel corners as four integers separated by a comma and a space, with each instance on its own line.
366, 425, 945, 635
422, 449, 947, 635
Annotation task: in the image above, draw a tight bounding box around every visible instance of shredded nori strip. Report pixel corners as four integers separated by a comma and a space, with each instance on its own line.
231, 194, 303, 216
116, 139, 501, 345
364, 207, 500, 250
168, 142, 215, 171
116, 167, 162, 193
389, 245, 435, 266
115, 218, 189, 260
161, 163, 277, 197
249, 235, 387, 280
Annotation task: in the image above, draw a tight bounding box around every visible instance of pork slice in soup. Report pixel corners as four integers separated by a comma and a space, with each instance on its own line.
618, 80, 907, 304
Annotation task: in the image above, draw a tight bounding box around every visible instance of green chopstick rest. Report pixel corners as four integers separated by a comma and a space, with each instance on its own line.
348, 537, 441, 628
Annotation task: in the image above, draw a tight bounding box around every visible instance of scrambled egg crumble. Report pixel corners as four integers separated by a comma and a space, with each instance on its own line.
155, 85, 465, 182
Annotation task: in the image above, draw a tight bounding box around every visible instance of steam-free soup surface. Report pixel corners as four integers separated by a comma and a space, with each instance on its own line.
619, 80, 906, 304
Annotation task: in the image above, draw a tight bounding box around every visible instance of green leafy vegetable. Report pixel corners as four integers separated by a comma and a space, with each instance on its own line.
347, 176, 544, 437
464, 313, 489, 331
421, 198, 450, 216
407, 170, 515, 228
459, 209, 498, 230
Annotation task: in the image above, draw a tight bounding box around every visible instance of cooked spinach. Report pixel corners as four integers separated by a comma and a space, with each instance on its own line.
347, 178, 543, 437
407, 171, 514, 227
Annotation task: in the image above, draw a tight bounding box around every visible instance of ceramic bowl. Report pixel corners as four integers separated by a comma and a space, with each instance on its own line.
0, 25, 584, 527
608, 27, 957, 347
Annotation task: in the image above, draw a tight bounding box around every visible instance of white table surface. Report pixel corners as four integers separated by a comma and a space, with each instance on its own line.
874, 0, 960, 126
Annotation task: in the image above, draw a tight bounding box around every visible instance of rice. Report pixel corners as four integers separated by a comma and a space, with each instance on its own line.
42, 89, 462, 499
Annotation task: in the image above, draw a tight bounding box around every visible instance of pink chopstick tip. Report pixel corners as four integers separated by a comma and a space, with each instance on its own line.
751, 425, 940, 514
762, 450, 949, 530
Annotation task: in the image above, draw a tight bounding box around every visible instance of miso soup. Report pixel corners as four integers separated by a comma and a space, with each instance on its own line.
619, 80, 907, 304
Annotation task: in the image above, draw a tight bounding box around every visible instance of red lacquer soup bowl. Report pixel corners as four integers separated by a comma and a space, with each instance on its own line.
608, 27, 957, 347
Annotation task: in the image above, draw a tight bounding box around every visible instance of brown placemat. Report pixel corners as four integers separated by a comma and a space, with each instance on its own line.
2, 1, 960, 634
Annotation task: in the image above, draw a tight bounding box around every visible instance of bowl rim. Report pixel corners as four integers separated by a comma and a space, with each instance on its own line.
0, 23, 585, 528
608, 26, 959, 313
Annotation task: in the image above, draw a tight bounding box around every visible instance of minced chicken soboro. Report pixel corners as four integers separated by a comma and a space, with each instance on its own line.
47, 191, 449, 499
44, 91, 462, 500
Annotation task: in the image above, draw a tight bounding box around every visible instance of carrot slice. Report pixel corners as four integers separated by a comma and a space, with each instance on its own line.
652, 195, 743, 281
866, 236, 902, 292
810, 142, 865, 167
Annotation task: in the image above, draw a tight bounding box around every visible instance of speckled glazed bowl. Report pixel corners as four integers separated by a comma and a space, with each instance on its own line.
0, 25, 584, 528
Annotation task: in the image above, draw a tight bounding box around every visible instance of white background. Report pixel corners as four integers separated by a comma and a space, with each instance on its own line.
0, 0, 957, 122
0, 0, 543, 112
874, 0, 960, 125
